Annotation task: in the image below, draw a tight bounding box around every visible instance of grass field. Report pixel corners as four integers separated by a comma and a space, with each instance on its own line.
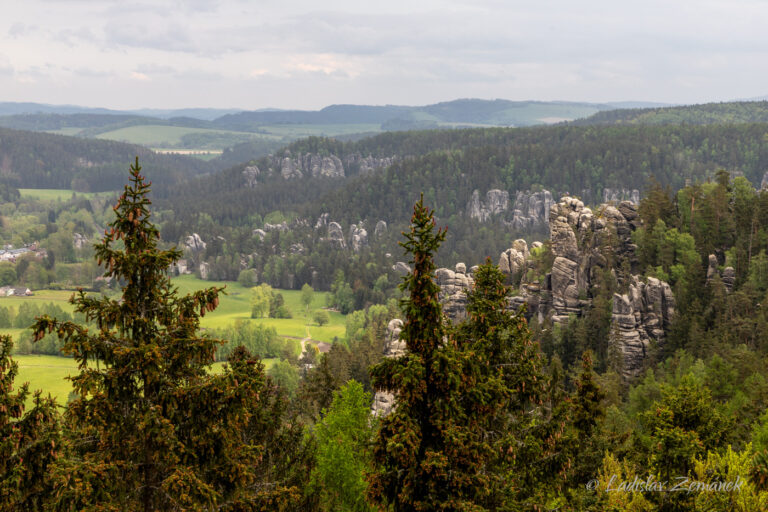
12, 354, 276, 410
0, 276, 346, 344
94, 125, 272, 149
172, 275, 346, 343
19, 189, 117, 201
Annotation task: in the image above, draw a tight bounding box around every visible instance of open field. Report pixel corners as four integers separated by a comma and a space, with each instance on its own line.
19, 188, 117, 201
94, 124, 272, 149
0, 276, 346, 344
172, 275, 346, 343
258, 123, 381, 138
12, 354, 275, 410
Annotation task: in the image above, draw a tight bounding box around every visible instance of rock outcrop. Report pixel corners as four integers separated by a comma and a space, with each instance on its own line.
374, 220, 388, 238
242, 165, 260, 188
706, 253, 736, 292
326, 222, 346, 249
467, 189, 554, 230
73, 233, 89, 250
602, 188, 640, 204
183, 233, 206, 253
611, 276, 675, 378
496, 196, 674, 377
508, 190, 555, 230
371, 319, 405, 417
348, 224, 368, 252
435, 263, 475, 323
467, 189, 509, 221
268, 151, 397, 180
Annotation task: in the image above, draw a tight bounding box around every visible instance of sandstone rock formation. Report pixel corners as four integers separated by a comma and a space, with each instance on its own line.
467, 189, 509, 221
611, 276, 675, 378
508, 190, 555, 230
392, 261, 411, 276
326, 222, 345, 249
602, 188, 640, 204
706, 253, 736, 292
73, 233, 89, 250
371, 319, 405, 417
374, 220, 388, 238
348, 224, 368, 252
435, 263, 475, 323
183, 233, 206, 253
268, 151, 397, 180
496, 196, 674, 378
242, 165, 260, 188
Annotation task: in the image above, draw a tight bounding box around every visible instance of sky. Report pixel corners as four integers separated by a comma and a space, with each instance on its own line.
1, 0, 767, 110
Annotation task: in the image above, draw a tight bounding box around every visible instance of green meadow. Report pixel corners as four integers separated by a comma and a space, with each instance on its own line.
19, 189, 117, 201
94, 125, 273, 149
172, 275, 346, 343
12, 354, 275, 409
4, 275, 345, 406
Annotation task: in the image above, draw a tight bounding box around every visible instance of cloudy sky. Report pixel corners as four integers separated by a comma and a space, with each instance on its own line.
1, 0, 766, 110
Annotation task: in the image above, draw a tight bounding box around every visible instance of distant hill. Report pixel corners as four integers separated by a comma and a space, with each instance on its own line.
0, 127, 213, 191
575, 100, 768, 126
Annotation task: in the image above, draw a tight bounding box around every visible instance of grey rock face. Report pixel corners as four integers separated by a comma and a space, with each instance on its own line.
374, 220, 388, 238
326, 222, 346, 249
263, 222, 289, 232
611, 276, 675, 379
467, 189, 510, 221
315, 213, 329, 229
183, 233, 206, 253
603, 188, 640, 204
499, 240, 528, 276
269, 152, 346, 179
242, 165, 260, 188
371, 319, 405, 417
762, 171, 768, 190
435, 264, 474, 323
73, 233, 89, 250
252, 229, 266, 240
392, 261, 411, 276
199, 261, 210, 280
706, 253, 736, 293
345, 153, 398, 175
508, 190, 555, 230
494, 195, 673, 377
349, 224, 368, 252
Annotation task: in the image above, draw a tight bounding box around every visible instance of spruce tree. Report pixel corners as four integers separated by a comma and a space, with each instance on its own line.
368, 196, 487, 511
457, 261, 570, 510
31, 158, 297, 511
0, 335, 60, 511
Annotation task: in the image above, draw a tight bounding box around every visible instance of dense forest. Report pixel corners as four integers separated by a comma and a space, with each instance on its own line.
6, 162, 768, 510
576, 100, 768, 126
0, 127, 212, 191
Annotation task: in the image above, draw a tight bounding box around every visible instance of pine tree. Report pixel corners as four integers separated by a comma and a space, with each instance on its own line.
0, 335, 60, 511
31, 158, 298, 511
368, 196, 487, 511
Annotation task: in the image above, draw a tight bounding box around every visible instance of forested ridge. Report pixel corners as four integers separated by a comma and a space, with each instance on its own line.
0, 127, 213, 191
163, 122, 768, 226
576, 100, 768, 126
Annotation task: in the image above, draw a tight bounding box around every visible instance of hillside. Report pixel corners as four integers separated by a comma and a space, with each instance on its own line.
0, 127, 213, 191
576, 100, 768, 126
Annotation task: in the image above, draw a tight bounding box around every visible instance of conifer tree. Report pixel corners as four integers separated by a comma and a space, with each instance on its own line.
0, 335, 60, 511
457, 261, 571, 510
368, 196, 487, 510
31, 158, 299, 511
